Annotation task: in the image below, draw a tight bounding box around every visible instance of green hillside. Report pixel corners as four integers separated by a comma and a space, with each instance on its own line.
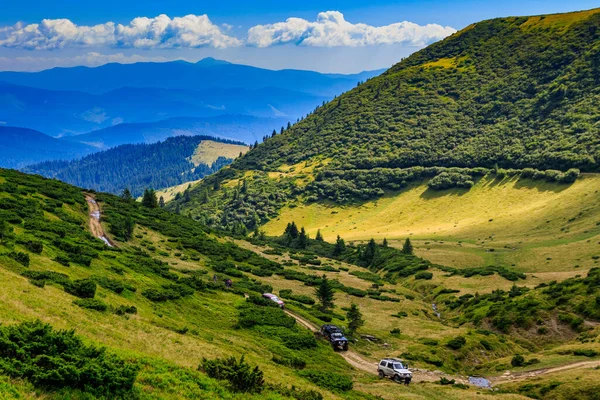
26, 136, 247, 197
1, 168, 545, 400
170, 8, 600, 234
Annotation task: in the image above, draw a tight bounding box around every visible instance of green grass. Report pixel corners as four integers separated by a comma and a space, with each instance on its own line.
262, 175, 600, 278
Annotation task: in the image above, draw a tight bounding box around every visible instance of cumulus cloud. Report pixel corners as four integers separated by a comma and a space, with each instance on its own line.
0, 14, 241, 50
0, 52, 174, 71
247, 11, 456, 48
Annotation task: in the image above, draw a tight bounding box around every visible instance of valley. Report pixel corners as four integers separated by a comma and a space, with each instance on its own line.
1, 5, 600, 400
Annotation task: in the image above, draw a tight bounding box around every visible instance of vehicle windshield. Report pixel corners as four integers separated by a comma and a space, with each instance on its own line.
393, 363, 406, 370
271, 296, 279, 301
331, 332, 343, 338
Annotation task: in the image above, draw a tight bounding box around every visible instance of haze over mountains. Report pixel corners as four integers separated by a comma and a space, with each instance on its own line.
0, 58, 384, 168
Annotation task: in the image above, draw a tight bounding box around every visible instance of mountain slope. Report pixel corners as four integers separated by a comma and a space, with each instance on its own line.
0, 168, 549, 400
234, 8, 600, 173
67, 115, 287, 149
25, 136, 248, 196
0, 126, 94, 168
169, 8, 600, 274
0, 59, 384, 97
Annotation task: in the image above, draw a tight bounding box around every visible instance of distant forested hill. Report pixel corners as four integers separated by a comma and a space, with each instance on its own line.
26, 136, 248, 196
0, 126, 95, 169
169, 8, 600, 231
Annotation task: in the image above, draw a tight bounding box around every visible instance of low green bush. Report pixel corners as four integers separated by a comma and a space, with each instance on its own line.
73, 298, 108, 311
200, 355, 264, 393
64, 279, 96, 299
299, 370, 353, 392
0, 320, 138, 396
446, 336, 467, 350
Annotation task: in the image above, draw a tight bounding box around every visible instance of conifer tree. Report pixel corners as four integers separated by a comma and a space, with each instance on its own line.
346, 304, 364, 336
315, 229, 324, 242
298, 227, 308, 249
120, 188, 133, 202
333, 235, 346, 256
402, 238, 414, 255
383, 238, 388, 247
315, 275, 335, 312
141, 189, 158, 208
158, 196, 165, 208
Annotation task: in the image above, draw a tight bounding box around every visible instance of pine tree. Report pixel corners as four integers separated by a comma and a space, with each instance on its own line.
315, 275, 335, 311
287, 121, 291, 129
363, 238, 378, 263
158, 196, 165, 208
298, 227, 308, 249
402, 238, 414, 255
333, 235, 346, 256
315, 229, 324, 242
284, 222, 299, 239
382, 238, 388, 247
121, 188, 133, 202
123, 214, 135, 241
141, 189, 158, 208
346, 304, 364, 336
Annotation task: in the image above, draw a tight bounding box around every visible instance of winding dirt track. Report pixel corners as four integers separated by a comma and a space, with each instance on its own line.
85, 194, 115, 247
284, 310, 379, 374
491, 360, 600, 385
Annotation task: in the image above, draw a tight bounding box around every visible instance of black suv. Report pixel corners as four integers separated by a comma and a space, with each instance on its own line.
320, 324, 349, 351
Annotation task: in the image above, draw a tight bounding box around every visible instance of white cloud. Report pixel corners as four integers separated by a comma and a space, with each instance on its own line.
247, 11, 456, 48
0, 14, 241, 50
0, 52, 174, 71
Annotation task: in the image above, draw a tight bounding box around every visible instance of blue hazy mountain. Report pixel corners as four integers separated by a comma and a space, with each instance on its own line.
0, 81, 325, 137
65, 115, 288, 149
0, 58, 385, 97
0, 126, 95, 169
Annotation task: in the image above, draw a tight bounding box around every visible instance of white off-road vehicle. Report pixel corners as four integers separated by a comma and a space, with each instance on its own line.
377, 358, 412, 385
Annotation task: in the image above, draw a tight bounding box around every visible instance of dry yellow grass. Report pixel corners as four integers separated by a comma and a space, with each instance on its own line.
262, 175, 600, 275
190, 140, 249, 167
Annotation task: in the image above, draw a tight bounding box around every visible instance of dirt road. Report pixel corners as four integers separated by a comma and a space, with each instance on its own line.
85, 194, 114, 247
492, 360, 600, 385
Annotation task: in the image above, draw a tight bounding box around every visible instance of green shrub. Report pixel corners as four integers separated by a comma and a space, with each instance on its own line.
7, 251, 30, 267
299, 370, 353, 392
439, 377, 456, 385
64, 279, 96, 299
0, 320, 138, 396
24, 241, 43, 254
237, 305, 295, 329
511, 354, 525, 367
282, 332, 318, 350
73, 298, 108, 311
115, 305, 137, 316
428, 172, 474, 190
200, 356, 264, 393
446, 336, 466, 350
573, 349, 598, 357
415, 271, 433, 280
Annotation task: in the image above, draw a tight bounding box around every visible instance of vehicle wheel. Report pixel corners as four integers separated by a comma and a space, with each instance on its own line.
393, 375, 402, 384
378, 370, 385, 379
342, 344, 348, 351
405, 378, 411, 386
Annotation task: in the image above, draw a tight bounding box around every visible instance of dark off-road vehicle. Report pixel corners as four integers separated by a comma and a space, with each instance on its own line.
320, 324, 349, 351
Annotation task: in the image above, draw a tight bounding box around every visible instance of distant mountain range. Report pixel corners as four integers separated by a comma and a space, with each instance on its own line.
0, 58, 384, 96
66, 115, 289, 149
0, 81, 323, 137
0, 59, 383, 138
0, 126, 95, 169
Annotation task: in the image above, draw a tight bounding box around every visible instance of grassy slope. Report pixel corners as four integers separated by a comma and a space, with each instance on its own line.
0, 169, 535, 400
262, 174, 600, 277
191, 140, 249, 167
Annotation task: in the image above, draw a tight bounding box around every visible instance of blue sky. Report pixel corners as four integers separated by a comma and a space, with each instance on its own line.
0, 0, 598, 73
